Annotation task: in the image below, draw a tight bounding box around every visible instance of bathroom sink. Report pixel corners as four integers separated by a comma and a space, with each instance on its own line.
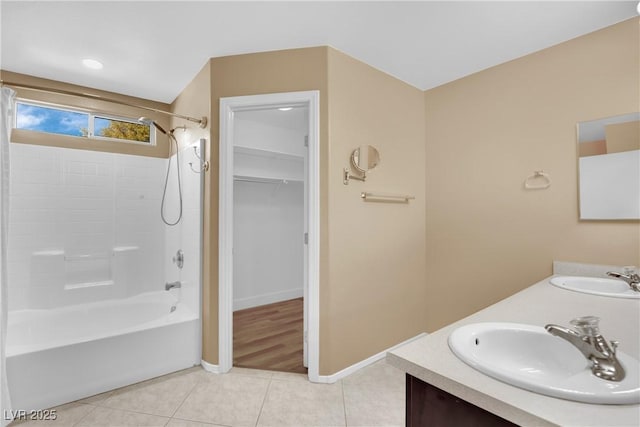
448, 322, 640, 404
550, 276, 640, 299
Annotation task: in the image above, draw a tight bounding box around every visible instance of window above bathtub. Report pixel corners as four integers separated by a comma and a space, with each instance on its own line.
15, 100, 155, 146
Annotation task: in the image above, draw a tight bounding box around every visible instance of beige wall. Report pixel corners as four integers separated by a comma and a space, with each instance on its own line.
170, 61, 211, 149
1, 70, 171, 158
204, 47, 329, 365
192, 46, 427, 375
605, 121, 640, 153
169, 62, 212, 361
423, 18, 640, 332
325, 49, 427, 374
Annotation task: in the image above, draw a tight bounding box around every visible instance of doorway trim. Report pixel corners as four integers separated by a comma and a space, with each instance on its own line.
218, 91, 320, 382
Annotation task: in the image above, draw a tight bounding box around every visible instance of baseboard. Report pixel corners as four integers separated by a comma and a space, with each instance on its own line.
314, 332, 428, 384
200, 359, 220, 374
203, 333, 427, 382
233, 288, 303, 311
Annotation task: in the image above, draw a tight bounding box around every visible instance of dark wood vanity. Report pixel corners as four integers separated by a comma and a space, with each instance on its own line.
405, 374, 518, 427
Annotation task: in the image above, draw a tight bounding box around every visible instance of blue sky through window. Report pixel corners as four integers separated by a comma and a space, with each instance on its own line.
94, 117, 109, 135
15, 102, 152, 143
16, 103, 88, 137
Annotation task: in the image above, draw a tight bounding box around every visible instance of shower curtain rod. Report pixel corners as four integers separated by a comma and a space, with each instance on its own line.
0, 80, 208, 128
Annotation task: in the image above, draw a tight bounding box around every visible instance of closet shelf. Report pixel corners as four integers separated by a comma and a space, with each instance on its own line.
234, 145, 304, 161
234, 145, 304, 183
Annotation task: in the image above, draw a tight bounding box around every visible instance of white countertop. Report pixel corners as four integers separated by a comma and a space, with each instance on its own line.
387, 274, 640, 427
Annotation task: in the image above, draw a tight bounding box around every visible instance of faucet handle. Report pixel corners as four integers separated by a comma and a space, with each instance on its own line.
570, 316, 601, 337
173, 250, 184, 269
623, 266, 640, 282
610, 340, 619, 355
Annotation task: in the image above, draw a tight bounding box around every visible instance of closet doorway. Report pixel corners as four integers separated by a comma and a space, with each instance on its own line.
219, 91, 319, 381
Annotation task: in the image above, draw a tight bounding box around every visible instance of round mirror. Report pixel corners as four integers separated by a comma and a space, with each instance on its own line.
351, 145, 380, 173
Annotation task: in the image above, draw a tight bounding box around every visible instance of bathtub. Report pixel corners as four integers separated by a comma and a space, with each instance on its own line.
6, 291, 200, 411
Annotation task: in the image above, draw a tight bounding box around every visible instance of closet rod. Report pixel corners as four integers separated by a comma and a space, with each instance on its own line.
234, 176, 291, 184
1, 80, 207, 127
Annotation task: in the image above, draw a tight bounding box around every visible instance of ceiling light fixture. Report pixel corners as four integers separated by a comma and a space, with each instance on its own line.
82, 58, 103, 70
278, 107, 293, 111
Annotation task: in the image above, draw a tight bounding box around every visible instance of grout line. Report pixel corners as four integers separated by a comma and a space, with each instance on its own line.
169, 416, 232, 427
170, 369, 208, 418
169, 376, 203, 419
77, 404, 173, 422
341, 380, 348, 427
118, 407, 168, 418
70, 404, 97, 427
254, 376, 272, 427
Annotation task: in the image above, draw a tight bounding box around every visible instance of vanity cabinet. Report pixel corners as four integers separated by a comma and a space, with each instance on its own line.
391, 273, 640, 426
405, 374, 518, 427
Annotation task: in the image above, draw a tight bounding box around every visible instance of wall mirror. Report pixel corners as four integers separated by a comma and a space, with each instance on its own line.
343, 145, 380, 185
351, 145, 380, 173
577, 112, 639, 220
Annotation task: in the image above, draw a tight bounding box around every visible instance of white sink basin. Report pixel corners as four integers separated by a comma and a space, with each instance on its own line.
550, 276, 640, 299
448, 322, 640, 404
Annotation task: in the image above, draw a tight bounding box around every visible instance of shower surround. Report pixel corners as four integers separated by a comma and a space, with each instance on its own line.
5, 141, 203, 410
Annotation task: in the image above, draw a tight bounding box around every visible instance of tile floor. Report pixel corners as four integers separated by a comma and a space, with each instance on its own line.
10, 359, 405, 427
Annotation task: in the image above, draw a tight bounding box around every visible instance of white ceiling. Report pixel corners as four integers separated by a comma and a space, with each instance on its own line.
1, 1, 637, 104
237, 108, 309, 132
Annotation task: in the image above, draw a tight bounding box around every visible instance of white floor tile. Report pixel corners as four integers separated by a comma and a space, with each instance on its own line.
100, 369, 204, 417
173, 374, 270, 426
75, 407, 169, 427
343, 382, 404, 426
257, 379, 346, 427
23, 359, 407, 427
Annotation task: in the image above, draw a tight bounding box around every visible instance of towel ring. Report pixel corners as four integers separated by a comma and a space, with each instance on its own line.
524, 170, 551, 190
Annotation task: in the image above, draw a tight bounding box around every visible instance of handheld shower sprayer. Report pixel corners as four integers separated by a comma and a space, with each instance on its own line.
138, 116, 183, 226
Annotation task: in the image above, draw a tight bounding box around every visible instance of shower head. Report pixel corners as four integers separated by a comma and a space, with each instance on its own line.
138, 117, 168, 135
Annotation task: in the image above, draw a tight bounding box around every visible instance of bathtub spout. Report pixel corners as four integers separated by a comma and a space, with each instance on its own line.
165, 281, 181, 291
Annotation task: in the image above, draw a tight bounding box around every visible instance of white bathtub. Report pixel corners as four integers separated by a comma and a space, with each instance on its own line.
6, 291, 200, 411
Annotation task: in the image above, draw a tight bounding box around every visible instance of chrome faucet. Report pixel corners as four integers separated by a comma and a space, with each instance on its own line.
545, 316, 624, 382
606, 266, 640, 292
165, 281, 182, 291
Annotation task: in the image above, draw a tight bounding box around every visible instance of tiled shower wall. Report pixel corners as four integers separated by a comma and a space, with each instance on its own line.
9, 143, 167, 310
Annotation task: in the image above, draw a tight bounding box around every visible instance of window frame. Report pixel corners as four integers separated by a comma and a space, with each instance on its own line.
14, 99, 156, 146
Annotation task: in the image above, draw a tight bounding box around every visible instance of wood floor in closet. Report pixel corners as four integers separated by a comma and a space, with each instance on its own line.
233, 297, 307, 374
